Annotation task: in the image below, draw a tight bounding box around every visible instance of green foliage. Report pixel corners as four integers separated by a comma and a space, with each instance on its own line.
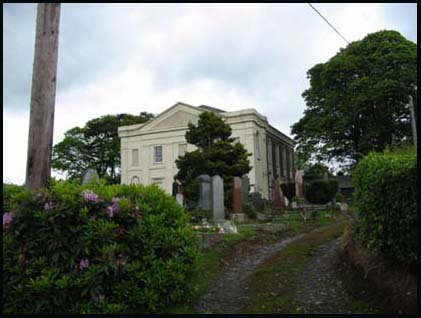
302, 163, 333, 182
189, 207, 212, 224
2, 183, 25, 212
176, 111, 252, 201
352, 147, 416, 264
3, 181, 199, 313
52, 112, 154, 184
304, 179, 338, 205
243, 202, 256, 219
335, 192, 345, 203
292, 30, 417, 170
280, 182, 296, 201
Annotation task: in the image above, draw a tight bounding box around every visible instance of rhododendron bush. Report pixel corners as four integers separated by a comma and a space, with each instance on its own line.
3, 181, 199, 313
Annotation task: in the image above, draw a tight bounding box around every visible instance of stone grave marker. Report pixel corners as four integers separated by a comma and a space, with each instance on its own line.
295, 170, 304, 198
176, 193, 184, 207
251, 192, 264, 212
232, 176, 243, 213
211, 175, 225, 221
241, 174, 250, 205
272, 177, 286, 208
81, 168, 99, 185
198, 174, 211, 210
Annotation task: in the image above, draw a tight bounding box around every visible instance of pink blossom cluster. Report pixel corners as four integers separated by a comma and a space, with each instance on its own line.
79, 258, 90, 270
44, 201, 54, 211
82, 190, 99, 203
107, 197, 120, 217
3, 212, 14, 233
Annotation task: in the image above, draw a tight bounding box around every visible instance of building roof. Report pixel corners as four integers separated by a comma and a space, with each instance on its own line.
197, 105, 226, 113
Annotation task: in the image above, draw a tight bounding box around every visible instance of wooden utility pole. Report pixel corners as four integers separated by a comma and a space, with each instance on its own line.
25, 3, 61, 190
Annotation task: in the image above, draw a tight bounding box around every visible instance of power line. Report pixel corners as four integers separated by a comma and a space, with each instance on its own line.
307, 3, 350, 45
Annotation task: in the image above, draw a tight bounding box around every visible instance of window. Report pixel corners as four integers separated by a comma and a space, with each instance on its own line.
131, 149, 139, 166
255, 131, 261, 160
151, 177, 164, 189
131, 176, 140, 184
178, 143, 187, 157
153, 146, 163, 163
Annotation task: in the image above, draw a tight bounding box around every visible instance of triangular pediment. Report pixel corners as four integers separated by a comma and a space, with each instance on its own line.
138, 102, 202, 132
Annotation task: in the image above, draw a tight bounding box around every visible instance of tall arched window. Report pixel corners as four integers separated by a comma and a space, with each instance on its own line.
131, 176, 140, 185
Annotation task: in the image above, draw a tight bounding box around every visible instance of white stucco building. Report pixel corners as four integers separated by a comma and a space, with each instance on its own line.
118, 102, 295, 199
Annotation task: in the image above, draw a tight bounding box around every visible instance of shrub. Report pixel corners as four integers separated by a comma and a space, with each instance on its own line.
304, 179, 338, 204
3, 183, 26, 213
352, 148, 416, 264
243, 202, 256, 219
3, 180, 199, 313
280, 182, 296, 201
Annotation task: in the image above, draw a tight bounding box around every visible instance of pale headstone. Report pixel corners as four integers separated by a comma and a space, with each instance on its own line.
295, 170, 304, 198
232, 176, 243, 213
81, 168, 99, 185
211, 175, 225, 221
241, 174, 250, 204
198, 174, 211, 210
176, 193, 183, 207
340, 202, 349, 212
230, 213, 245, 223
217, 220, 238, 234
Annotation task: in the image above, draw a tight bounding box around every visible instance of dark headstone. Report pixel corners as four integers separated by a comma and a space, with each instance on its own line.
232, 176, 243, 213
241, 174, 250, 205
251, 192, 264, 212
198, 174, 211, 210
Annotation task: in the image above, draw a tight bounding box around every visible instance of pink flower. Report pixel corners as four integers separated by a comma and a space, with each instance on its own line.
44, 201, 54, 211
79, 258, 89, 270
3, 212, 14, 232
107, 197, 120, 217
82, 190, 99, 203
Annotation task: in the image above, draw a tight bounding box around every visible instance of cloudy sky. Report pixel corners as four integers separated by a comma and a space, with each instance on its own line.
3, 3, 417, 184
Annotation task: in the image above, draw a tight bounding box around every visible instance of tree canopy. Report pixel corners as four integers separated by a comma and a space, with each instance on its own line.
291, 30, 417, 170
175, 111, 252, 185
52, 112, 154, 183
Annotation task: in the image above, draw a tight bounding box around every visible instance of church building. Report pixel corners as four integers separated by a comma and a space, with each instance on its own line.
118, 102, 295, 199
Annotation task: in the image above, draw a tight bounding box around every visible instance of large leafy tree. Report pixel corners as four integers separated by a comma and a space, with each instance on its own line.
52, 112, 154, 183
175, 111, 252, 201
291, 30, 417, 170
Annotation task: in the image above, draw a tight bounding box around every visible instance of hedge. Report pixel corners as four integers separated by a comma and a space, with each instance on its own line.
304, 179, 338, 204
2, 183, 26, 213
352, 148, 416, 264
3, 181, 199, 313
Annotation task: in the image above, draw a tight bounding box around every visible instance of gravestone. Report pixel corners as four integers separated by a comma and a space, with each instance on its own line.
232, 176, 243, 213
295, 170, 304, 198
211, 175, 225, 221
172, 180, 180, 197
251, 192, 264, 212
176, 193, 184, 207
272, 177, 286, 208
81, 168, 99, 185
241, 174, 250, 205
198, 174, 211, 210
